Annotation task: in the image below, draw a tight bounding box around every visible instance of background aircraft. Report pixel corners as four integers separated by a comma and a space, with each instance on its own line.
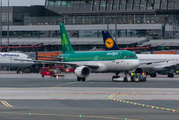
0, 52, 34, 72
16, 23, 140, 82
102, 31, 179, 78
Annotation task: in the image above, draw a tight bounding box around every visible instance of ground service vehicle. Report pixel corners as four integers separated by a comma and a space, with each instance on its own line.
41, 65, 64, 78
41, 69, 64, 78
112, 74, 146, 82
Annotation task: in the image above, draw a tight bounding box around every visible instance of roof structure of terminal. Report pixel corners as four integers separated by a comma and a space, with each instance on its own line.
45, 0, 179, 15
2, 37, 146, 46
140, 39, 179, 47
2, 37, 179, 47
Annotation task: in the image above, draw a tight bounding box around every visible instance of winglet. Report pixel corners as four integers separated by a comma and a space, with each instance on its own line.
60, 23, 75, 54
102, 31, 120, 50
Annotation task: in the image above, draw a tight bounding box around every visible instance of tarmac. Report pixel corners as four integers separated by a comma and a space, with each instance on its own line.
0, 73, 179, 120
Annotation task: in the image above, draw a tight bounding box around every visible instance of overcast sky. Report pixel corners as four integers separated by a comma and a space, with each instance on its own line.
2, 0, 45, 6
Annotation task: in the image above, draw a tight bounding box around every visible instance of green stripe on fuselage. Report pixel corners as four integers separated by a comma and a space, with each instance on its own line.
58, 50, 137, 62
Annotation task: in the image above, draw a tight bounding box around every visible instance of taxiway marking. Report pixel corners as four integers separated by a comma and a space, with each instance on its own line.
106, 92, 179, 113
1, 101, 13, 107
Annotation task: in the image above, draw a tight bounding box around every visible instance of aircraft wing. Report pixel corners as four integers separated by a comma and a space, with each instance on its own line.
37, 56, 62, 59
153, 62, 179, 70
14, 59, 99, 69
162, 62, 179, 69
140, 60, 166, 65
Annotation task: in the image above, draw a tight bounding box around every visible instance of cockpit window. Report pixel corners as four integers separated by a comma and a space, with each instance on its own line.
27, 57, 30, 59
125, 56, 138, 59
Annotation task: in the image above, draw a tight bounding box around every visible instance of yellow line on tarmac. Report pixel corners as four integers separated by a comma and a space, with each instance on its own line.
1, 101, 13, 107
1, 101, 9, 107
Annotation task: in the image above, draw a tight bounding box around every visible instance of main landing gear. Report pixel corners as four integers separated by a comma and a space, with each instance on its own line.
150, 72, 156, 77
168, 73, 174, 78
77, 77, 86, 82
123, 72, 128, 82
17, 67, 22, 74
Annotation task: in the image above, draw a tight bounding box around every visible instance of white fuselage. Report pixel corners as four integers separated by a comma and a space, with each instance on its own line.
69, 59, 139, 73
0, 52, 34, 67
137, 54, 179, 72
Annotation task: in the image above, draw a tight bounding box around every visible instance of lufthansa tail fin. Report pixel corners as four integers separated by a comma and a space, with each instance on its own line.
102, 31, 120, 50
60, 23, 75, 54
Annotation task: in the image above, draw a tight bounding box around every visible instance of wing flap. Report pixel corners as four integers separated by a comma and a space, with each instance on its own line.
153, 62, 179, 70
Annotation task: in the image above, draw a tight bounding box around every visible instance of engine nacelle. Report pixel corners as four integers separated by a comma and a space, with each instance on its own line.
74, 66, 91, 78
129, 67, 144, 74
135, 68, 144, 74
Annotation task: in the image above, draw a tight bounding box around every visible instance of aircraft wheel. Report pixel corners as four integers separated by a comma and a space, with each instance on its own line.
153, 73, 156, 77
150, 72, 156, 77
112, 76, 115, 82
167, 74, 170, 77
112, 76, 120, 82
171, 73, 174, 77
123, 77, 128, 82
168, 73, 174, 78
77, 77, 81, 81
82, 78, 86, 82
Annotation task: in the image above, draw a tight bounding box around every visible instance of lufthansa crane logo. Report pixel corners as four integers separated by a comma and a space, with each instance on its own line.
105, 38, 114, 48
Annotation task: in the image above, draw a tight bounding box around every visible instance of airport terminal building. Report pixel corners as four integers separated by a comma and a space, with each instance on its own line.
0, 0, 179, 52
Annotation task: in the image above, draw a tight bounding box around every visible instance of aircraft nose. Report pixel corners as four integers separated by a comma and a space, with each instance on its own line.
133, 59, 140, 69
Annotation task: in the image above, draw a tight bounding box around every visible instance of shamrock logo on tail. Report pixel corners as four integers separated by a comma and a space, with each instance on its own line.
62, 33, 68, 46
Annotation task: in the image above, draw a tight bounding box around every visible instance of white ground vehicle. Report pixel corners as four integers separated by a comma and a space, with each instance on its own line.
112, 74, 146, 82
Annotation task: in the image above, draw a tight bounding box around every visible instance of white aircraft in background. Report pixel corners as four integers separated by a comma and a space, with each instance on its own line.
102, 31, 179, 78
136, 54, 179, 77
0, 52, 34, 72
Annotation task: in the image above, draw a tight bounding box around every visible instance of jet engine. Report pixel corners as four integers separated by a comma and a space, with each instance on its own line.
74, 66, 91, 78
129, 67, 144, 74
135, 67, 144, 73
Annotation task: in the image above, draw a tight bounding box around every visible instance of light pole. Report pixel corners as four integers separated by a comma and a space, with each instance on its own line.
107, 4, 109, 31
115, 5, 117, 42
0, 0, 2, 52
7, 0, 9, 52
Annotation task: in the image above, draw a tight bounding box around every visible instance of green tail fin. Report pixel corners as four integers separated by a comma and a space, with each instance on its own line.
60, 23, 75, 54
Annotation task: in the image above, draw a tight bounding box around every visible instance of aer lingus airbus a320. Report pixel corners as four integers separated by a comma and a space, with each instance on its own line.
16, 23, 139, 81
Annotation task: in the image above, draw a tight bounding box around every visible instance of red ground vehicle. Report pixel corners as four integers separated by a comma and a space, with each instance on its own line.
41, 71, 55, 77
64, 66, 74, 73
41, 65, 64, 78
64, 68, 74, 73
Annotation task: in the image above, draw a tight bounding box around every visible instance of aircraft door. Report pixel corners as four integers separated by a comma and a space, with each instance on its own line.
115, 52, 122, 64
94, 56, 99, 62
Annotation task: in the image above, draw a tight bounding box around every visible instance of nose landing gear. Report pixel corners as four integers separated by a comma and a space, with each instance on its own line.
112, 72, 129, 82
